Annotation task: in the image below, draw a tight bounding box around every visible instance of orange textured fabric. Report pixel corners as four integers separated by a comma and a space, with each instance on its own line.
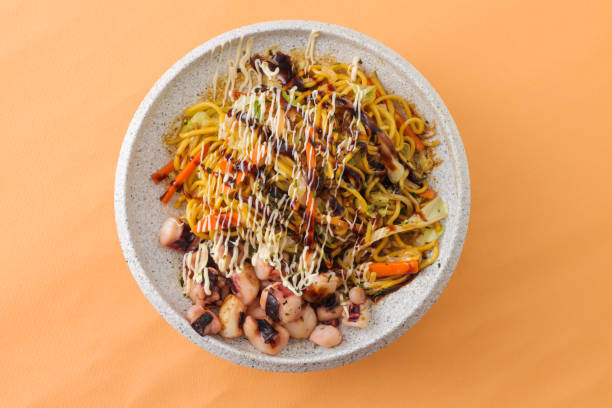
1, 1, 611, 406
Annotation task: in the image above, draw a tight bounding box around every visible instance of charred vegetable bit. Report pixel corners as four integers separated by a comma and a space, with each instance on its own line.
265, 291, 280, 321
191, 312, 214, 336
168, 223, 198, 251
151, 160, 175, 184
256, 318, 279, 344
322, 293, 338, 310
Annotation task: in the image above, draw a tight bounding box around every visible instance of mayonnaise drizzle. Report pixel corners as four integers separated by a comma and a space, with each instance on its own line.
305, 30, 320, 67
349, 56, 360, 83
181, 242, 209, 294
260, 61, 280, 78
191, 32, 379, 294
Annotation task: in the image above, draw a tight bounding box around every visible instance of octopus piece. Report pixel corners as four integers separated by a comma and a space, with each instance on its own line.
218, 295, 247, 338
303, 272, 340, 303
243, 316, 290, 355
246, 302, 267, 319
342, 301, 371, 328
316, 293, 343, 321
309, 324, 342, 348
282, 304, 317, 339
252, 249, 280, 281
349, 287, 367, 305
187, 267, 224, 307
260, 282, 303, 324
185, 305, 221, 336
229, 263, 260, 305
159, 216, 198, 251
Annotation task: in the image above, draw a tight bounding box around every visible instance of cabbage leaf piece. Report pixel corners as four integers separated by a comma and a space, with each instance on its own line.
367, 196, 448, 246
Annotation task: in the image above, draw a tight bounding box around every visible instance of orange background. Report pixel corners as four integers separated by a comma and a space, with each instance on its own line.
1, 0, 611, 406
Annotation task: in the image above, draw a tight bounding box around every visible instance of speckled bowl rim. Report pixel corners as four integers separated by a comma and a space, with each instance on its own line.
115, 20, 470, 372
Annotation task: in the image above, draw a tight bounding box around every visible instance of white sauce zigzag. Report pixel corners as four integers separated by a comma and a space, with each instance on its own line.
181, 30, 376, 295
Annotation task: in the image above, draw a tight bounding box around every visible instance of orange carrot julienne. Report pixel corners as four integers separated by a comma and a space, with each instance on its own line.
213, 183, 231, 196
276, 109, 286, 136
314, 212, 349, 229
151, 160, 175, 184
369, 260, 419, 277
419, 189, 436, 199
247, 145, 267, 166
217, 157, 229, 170
303, 128, 317, 245
231, 90, 246, 99
196, 212, 241, 233
306, 139, 316, 171
395, 113, 425, 152
160, 143, 210, 204
217, 157, 246, 184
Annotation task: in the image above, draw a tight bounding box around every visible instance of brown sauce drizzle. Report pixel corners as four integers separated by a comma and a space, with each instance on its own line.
343, 165, 364, 190
250, 52, 305, 90
335, 95, 404, 176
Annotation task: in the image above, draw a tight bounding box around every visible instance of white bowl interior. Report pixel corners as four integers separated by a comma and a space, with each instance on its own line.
115, 21, 469, 372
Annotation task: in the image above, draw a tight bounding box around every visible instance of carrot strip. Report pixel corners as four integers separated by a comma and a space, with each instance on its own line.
419, 189, 436, 199
304, 129, 317, 246
365, 78, 383, 98
369, 260, 419, 277
160, 143, 210, 204
196, 212, 241, 233
276, 109, 286, 136
304, 192, 315, 243
395, 113, 425, 152
247, 145, 267, 166
314, 212, 349, 229
151, 160, 175, 184
217, 157, 231, 173
217, 157, 246, 184
213, 183, 231, 196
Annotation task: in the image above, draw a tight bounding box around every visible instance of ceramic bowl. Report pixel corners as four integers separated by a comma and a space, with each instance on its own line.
114, 20, 470, 372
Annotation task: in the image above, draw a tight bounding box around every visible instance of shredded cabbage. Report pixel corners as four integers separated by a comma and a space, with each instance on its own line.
191, 111, 210, 128
414, 224, 444, 247
369, 192, 388, 206
349, 84, 377, 105
282, 91, 298, 107
368, 197, 448, 246
342, 197, 448, 267
181, 111, 211, 133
